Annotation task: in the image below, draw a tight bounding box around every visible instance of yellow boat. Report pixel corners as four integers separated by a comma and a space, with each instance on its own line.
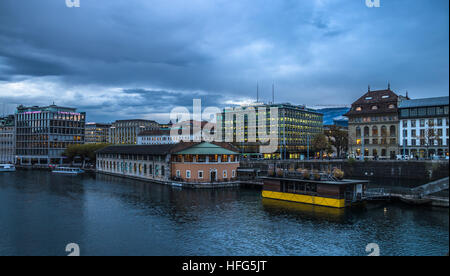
262, 176, 368, 208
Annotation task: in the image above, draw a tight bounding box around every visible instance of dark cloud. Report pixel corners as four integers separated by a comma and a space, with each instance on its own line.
0, 0, 448, 122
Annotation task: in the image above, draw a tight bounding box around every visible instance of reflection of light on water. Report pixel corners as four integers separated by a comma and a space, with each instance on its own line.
384, 208, 388, 215
261, 198, 346, 222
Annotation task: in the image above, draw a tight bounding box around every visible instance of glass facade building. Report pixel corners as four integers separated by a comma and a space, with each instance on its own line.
85, 122, 111, 144
15, 104, 86, 165
216, 103, 323, 159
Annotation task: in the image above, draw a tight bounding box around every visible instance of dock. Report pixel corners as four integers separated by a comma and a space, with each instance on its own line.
365, 177, 449, 207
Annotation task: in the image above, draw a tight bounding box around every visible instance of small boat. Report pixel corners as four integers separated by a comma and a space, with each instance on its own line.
52, 167, 84, 175
0, 164, 16, 172
171, 182, 183, 187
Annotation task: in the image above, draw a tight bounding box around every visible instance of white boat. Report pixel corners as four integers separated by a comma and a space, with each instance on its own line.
52, 167, 84, 175
0, 164, 16, 172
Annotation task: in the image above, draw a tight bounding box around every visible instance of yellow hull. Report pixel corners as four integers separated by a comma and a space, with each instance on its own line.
262, 190, 346, 208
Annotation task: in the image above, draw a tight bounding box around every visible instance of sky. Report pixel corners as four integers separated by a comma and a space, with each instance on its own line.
0, 0, 448, 123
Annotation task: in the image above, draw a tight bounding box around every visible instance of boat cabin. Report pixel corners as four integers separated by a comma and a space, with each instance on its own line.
262, 177, 368, 208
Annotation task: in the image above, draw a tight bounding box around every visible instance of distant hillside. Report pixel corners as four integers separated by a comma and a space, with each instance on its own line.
315, 107, 350, 125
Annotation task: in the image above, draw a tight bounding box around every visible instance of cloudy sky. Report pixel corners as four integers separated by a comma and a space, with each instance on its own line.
0, 0, 448, 122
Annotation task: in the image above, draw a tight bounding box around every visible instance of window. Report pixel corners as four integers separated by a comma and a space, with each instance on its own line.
356, 127, 361, 137
356, 107, 362, 111
186, 170, 191, 179
176, 170, 181, 177
400, 109, 409, 117
198, 171, 204, 179
411, 139, 416, 146
411, 120, 416, 127
390, 125, 396, 137
372, 126, 378, 136
364, 126, 369, 137
403, 130, 408, 137
418, 108, 426, 116
232, 170, 236, 178
412, 129, 416, 137
371, 106, 378, 110
223, 170, 227, 178
388, 104, 395, 109
420, 120, 425, 127
429, 119, 434, 127
437, 119, 443, 126
403, 120, 407, 128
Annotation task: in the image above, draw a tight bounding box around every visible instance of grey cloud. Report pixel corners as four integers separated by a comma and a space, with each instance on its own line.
0, 0, 448, 122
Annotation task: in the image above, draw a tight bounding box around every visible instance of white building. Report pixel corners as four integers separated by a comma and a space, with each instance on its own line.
137, 121, 215, 145
0, 115, 15, 164
399, 96, 449, 159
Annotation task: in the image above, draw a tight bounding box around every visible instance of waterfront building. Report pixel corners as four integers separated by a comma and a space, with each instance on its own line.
398, 96, 449, 159
109, 119, 159, 144
15, 104, 86, 165
345, 85, 408, 160
216, 103, 323, 159
85, 122, 111, 144
96, 142, 239, 184
0, 115, 15, 163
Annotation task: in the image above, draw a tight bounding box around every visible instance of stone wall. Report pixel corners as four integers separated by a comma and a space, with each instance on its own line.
240, 160, 449, 181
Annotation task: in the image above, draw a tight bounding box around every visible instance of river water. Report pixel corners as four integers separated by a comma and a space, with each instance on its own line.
0, 171, 448, 256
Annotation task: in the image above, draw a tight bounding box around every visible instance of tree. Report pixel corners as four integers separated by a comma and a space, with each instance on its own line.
311, 134, 330, 159
326, 125, 348, 158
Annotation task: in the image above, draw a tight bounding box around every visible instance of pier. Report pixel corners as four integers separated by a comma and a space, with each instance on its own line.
365, 177, 449, 207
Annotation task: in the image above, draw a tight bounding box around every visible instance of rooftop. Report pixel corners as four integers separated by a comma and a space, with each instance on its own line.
398, 96, 449, 109
96, 142, 239, 155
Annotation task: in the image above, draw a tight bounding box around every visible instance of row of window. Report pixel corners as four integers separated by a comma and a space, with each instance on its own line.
355, 125, 396, 137
402, 128, 449, 138
402, 118, 449, 128
176, 169, 236, 179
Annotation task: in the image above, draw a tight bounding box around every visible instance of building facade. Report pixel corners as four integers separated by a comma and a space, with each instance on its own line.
0, 115, 15, 164
345, 86, 407, 160
96, 142, 239, 184
137, 121, 215, 145
109, 119, 159, 144
216, 103, 323, 159
398, 96, 449, 159
85, 122, 111, 144
15, 104, 86, 165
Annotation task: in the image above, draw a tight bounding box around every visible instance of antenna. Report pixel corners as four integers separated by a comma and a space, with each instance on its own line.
256, 82, 259, 103
272, 82, 275, 104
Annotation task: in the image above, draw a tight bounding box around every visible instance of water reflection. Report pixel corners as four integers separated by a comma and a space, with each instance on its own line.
262, 198, 347, 223
0, 171, 448, 256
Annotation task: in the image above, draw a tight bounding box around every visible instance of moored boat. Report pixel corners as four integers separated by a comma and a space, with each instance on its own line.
261, 171, 368, 208
52, 167, 84, 175
0, 164, 16, 172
